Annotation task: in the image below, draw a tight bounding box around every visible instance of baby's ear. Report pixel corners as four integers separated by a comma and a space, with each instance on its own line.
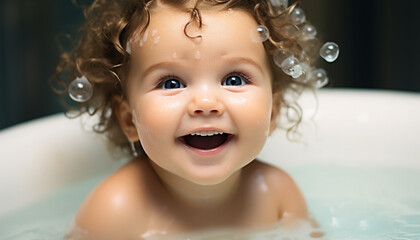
113, 96, 139, 142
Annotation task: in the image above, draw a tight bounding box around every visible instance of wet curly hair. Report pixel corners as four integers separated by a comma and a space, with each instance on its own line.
52, 0, 322, 156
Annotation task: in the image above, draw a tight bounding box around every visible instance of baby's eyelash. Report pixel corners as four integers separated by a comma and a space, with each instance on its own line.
224, 71, 252, 84
155, 75, 182, 88
155, 72, 253, 88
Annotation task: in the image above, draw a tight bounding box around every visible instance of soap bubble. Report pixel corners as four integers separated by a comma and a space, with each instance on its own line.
294, 62, 312, 83
283, 59, 303, 79
273, 49, 292, 66
68, 76, 93, 102
312, 68, 329, 88
301, 24, 317, 40
270, 0, 288, 10
320, 42, 339, 62
254, 25, 270, 42
273, 49, 303, 78
290, 7, 306, 25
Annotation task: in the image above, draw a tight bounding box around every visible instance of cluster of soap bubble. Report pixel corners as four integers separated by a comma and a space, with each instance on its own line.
255, 0, 340, 89
273, 49, 303, 79
68, 76, 93, 102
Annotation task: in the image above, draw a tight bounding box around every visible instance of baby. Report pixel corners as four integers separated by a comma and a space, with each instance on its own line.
56, 0, 338, 239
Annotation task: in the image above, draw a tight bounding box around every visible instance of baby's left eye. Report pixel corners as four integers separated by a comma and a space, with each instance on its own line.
222, 75, 247, 86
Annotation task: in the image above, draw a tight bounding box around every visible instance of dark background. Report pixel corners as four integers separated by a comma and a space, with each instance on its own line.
1, 0, 419, 130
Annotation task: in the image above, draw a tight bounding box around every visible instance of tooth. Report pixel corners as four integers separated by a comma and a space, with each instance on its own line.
189, 131, 224, 137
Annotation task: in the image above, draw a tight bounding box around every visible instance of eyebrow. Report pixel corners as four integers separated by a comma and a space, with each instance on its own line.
141, 61, 184, 78
221, 56, 264, 73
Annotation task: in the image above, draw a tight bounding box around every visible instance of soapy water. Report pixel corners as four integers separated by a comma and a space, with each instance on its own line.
0, 165, 419, 239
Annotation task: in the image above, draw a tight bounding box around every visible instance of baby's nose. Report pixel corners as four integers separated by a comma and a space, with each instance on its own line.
187, 94, 225, 116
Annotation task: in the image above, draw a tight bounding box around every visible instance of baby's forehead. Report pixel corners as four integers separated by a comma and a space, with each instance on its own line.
129, 7, 267, 66
147, 7, 258, 40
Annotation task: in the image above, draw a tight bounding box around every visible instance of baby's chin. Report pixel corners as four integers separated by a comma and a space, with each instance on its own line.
175, 167, 241, 186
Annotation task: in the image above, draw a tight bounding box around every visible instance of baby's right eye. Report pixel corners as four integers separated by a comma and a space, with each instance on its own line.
158, 78, 185, 89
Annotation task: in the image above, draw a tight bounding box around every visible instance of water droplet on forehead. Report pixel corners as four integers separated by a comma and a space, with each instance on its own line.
172, 52, 177, 59
290, 7, 306, 25
68, 76, 93, 102
320, 42, 339, 62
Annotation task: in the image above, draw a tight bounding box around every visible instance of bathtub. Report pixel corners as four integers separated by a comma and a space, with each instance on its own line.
0, 89, 419, 239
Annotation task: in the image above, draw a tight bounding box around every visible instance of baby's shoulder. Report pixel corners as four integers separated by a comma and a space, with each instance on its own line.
246, 160, 307, 218
69, 159, 155, 239
246, 160, 294, 185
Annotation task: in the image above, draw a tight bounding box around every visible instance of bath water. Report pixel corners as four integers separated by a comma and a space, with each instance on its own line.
0, 165, 419, 240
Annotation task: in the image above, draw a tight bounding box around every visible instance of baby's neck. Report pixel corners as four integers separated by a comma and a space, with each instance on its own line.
149, 160, 242, 209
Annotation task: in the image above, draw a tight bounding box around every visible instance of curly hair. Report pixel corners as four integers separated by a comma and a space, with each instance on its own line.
52, 0, 321, 156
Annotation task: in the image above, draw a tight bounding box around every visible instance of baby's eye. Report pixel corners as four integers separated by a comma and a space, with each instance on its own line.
160, 78, 185, 89
222, 75, 248, 86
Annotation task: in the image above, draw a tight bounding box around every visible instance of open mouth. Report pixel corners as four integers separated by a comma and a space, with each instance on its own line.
180, 131, 233, 150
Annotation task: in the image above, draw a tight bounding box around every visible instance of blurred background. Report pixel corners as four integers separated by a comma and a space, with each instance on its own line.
1, 0, 419, 130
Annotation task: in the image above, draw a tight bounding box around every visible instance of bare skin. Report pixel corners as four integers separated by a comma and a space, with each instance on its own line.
68, 158, 307, 239
66, 3, 308, 239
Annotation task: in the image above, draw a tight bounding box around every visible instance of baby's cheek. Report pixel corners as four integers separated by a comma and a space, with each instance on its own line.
135, 98, 183, 136
228, 92, 272, 127
232, 92, 272, 154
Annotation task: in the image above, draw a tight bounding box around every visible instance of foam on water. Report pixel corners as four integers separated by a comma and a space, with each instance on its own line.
0, 165, 419, 239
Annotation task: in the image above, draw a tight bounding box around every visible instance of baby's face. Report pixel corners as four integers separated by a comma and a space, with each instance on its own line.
126, 5, 273, 185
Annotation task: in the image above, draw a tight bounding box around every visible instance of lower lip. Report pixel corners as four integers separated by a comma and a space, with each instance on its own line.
179, 135, 234, 157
